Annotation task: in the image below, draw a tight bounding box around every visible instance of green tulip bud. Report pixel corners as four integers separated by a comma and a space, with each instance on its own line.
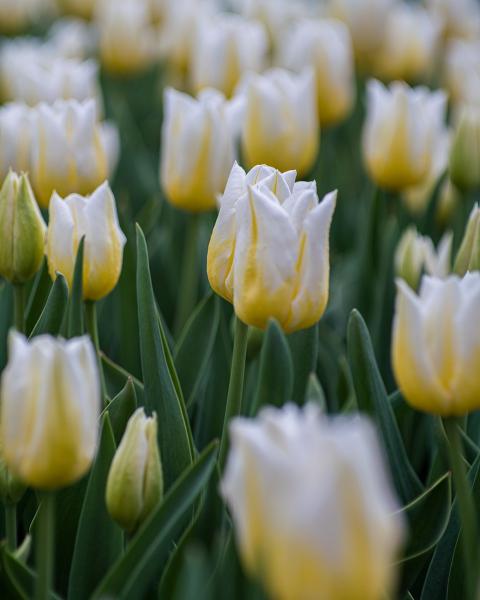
106, 408, 163, 533
0, 171, 46, 284
449, 107, 480, 193
454, 204, 480, 276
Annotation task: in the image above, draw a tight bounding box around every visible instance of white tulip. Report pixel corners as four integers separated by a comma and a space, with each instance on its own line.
426, 0, 480, 41
280, 17, 355, 126
444, 39, 480, 111
47, 18, 98, 60
207, 163, 336, 332
221, 403, 405, 600
0, 333, 100, 489
0, 103, 32, 181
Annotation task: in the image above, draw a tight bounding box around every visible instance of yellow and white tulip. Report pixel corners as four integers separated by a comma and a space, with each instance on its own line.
221, 403, 405, 600
0, 333, 100, 489
444, 39, 480, 111
426, 0, 480, 41
207, 163, 336, 333
0, 103, 32, 182
46, 181, 126, 301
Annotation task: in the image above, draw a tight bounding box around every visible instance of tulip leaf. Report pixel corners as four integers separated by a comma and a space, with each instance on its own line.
305, 373, 327, 412
101, 352, 144, 402
288, 323, 319, 405
174, 293, 220, 408
104, 377, 138, 445
251, 319, 293, 415
421, 452, 480, 600
347, 309, 423, 503
92, 440, 218, 600
29, 273, 68, 338
136, 224, 193, 489
65, 237, 85, 339
68, 413, 123, 600
0, 545, 62, 600
25, 259, 52, 335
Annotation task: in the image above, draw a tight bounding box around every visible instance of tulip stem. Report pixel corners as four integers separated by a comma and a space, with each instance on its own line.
13, 284, 25, 333
219, 317, 249, 468
443, 417, 479, 600
174, 214, 200, 337
5, 504, 17, 550
35, 492, 55, 600
85, 301, 108, 402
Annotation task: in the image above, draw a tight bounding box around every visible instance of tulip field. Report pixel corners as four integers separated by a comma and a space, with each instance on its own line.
1, 0, 480, 599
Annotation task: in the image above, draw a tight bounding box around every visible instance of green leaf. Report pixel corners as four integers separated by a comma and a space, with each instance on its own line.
305, 373, 327, 412
174, 294, 220, 408
65, 237, 85, 339
92, 441, 218, 600
136, 224, 193, 489
101, 352, 144, 402
29, 274, 68, 338
25, 259, 52, 335
288, 323, 318, 405
251, 319, 293, 415
104, 378, 138, 445
347, 310, 423, 502
68, 414, 123, 600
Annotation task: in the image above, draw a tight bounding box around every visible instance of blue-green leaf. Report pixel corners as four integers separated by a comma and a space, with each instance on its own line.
29, 274, 68, 338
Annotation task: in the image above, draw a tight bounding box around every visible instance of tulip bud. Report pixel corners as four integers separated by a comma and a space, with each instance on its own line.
106, 408, 163, 533
454, 204, 480, 275
208, 163, 336, 333
0, 333, 101, 489
46, 182, 126, 301
0, 171, 46, 284
160, 88, 239, 212
392, 273, 480, 416
221, 403, 405, 600
280, 18, 355, 127
191, 13, 267, 99
363, 80, 447, 190
449, 106, 480, 193
240, 68, 319, 177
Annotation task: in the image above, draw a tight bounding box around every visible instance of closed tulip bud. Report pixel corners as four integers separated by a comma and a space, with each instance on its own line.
160, 88, 239, 212
106, 408, 163, 533
221, 403, 405, 600
46, 182, 126, 301
207, 163, 336, 333
0, 333, 100, 489
374, 5, 441, 83
454, 204, 480, 275
0, 172, 46, 285
392, 273, 480, 415
0, 103, 32, 181
241, 69, 319, 177
395, 226, 452, 289
363, 80, 447, 191
449, 107, 480, 193
191, 14, 267, 99
280, 18, 355, 127
96, 0, 158, 76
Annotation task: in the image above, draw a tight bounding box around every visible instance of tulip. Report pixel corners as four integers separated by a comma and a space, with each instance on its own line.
160, 88, 239, 213
444, 40, 480, 110
449, 106, 480, 193
29, 99, 117, 208
363, 80, 447, 190
191, 13, 267, 99
426, 0, 480, 41
47, 18, 98, 61
221, 403, 405, 600
0, 332, 100, 489
0, 0, 52, 34
374, 4, 441, 83
46, 182, 126, 301
0, 172, 46, 285
329, 0, 396, 69
96, 0, 159, 76
240, 68, 319, 177
0, 103, 32, 181
454, 204, 480, 276
106, 408, 163, 532
207, 163, 336, 333
280, 18, 355, 127
395, 226, 451, 290
392, 273, 480, 416
61, 0, 96, 19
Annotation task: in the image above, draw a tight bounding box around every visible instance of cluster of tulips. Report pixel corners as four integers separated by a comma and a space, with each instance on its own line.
0, 0, 480, 599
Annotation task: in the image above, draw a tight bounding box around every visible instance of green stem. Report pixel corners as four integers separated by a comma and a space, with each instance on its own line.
174, 214, 200, 336
5, 504, 17, 550
13, 284, 25, 333
219, 318, 249, 468
85, 301, 108, 403
443, 417, 478, 600
35, 492, 55, 600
